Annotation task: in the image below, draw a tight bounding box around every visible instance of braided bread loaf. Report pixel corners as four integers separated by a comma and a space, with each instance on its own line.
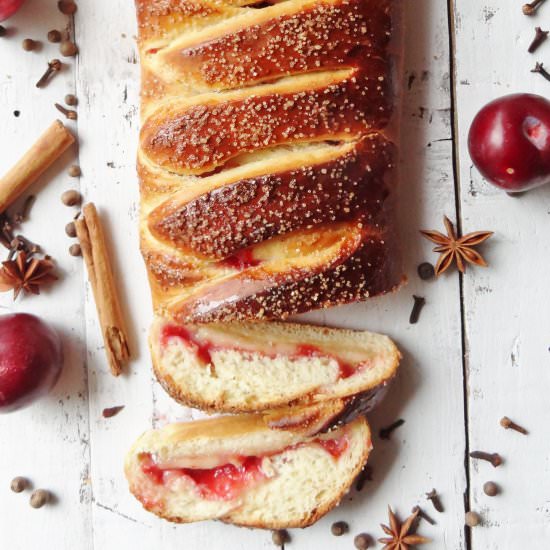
136, 0, 403, 323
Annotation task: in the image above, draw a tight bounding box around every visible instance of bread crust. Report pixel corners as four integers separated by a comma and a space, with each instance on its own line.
136, 0, 403, 322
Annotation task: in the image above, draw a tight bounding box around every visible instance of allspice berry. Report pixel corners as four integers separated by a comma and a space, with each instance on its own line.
271, 529, 289, 547
69, 243, 82, 257
483, 481, 499, 497
65, 94, 78, 106
330, 521, 349, 536
465, 511, 481, 527
65, 221, 77, 237
61, 189, 82, 207
60, 40, 78, 57
354, 534, 372, 549
22, 38, 38, 51
0, 25, 7, 38
47, 30, 62, 43
30, 489, 50, 509
68, 164, 81, 177
10, 477, 29, 493
58, 0, 77, 14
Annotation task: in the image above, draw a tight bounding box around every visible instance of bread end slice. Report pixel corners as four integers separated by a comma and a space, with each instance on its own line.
125, 411, 371, 528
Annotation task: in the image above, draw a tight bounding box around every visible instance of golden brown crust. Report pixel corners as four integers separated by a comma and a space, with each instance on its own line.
136, 0, 402, 322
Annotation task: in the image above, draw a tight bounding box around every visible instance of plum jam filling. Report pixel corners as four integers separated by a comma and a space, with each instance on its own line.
161, 326, 362, 379
140, 434, 349, 501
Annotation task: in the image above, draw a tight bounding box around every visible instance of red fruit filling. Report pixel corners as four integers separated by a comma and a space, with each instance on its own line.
161, 325, 362, 379
140, 434, 349, 501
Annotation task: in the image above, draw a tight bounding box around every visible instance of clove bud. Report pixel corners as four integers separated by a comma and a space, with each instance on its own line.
470, 451, 503, 468
425, 489, 444, 513
528, 27, 549, 53
55, 103, 77, 120
36, 59, 62, 88
500, 416, 528, 435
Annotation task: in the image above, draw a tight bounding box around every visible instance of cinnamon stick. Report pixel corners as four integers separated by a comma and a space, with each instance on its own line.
0, 120, 74, 213
75, 203, 130, 376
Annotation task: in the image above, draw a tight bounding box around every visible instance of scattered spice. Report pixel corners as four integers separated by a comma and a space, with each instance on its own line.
420, 216, 493, 276
36, 59, 62, 88
68, 164, 81, 177
354, 534, 372, 549
55, 103, 77, 120
61, 189, 81, 206
60, 40, 78, 57
379, 419, 405, 440
0, 251, 57, 300
500, 416, 528, 434
0, 25, 6, 38
531, 61, 550, 82
69, 243, 81, 257
412, 506, 436, 525
65, 94, 78, 106
355, 465, 373, 491
47, 29, 62, 43
13, 110, 20, 117
331, 521, 348, 536
22, 38, 38, 52
379, 507, 430, 549
470, 451, 503, 468
483, 481, 499, 497
425, 489, 444, 513
65, 221, 77, 237
30, 489, 50, 509
528, 27, 549, 52
465, 511, 481, 527
14, 195, 36, 224
409, 295, 426, 324
10, 477, 29, 493
271, 529, 290, 547
102, 405, 125, 418
12, 235, 41, 255
417, 262, 435, 280
523, 0, 546, 15
58, 0, 77, 14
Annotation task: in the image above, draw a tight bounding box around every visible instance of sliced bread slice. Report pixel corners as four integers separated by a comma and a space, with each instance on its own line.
125, 403, 372, 528
150, 316, 400, 413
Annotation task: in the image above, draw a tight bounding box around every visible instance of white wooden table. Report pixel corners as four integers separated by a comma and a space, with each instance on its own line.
1, 1, 549, 548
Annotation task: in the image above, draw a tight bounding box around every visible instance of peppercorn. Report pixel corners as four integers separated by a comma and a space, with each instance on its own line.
354, 534, 372, 549
47, 30, 62, 43
330, 521, 349, 536
61, 189, 82, 207
271, 529, 289, 547
30, 489, 50, 509
22, 38, 38, 52
465, 511, 481, 527
0, 26, 7, 38
60, 40, 78, 57
65, 94, 78, 106
58, 0, 77, 14
69, 243, 81, 257
68, 165, 81, 177
10, 477, 29, 493
65, 221, 77, 237
417, 262, 435, 280
483, 481, 499, 497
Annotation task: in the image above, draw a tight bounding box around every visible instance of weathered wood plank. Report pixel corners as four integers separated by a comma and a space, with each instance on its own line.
0, 2, 91, 549
452, 0, 550, 547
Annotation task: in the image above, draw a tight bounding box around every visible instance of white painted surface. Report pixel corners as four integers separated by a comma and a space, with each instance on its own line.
0, 0, 544, 548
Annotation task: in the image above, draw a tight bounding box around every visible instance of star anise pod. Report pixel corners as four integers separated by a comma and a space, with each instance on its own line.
0, 251, 57, 300
379, 507, 430, 550
420, 216, 493, 276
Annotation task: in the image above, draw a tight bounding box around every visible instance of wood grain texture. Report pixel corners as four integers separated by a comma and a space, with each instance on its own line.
0, 0, 545, 548
452, 0, 550, 547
